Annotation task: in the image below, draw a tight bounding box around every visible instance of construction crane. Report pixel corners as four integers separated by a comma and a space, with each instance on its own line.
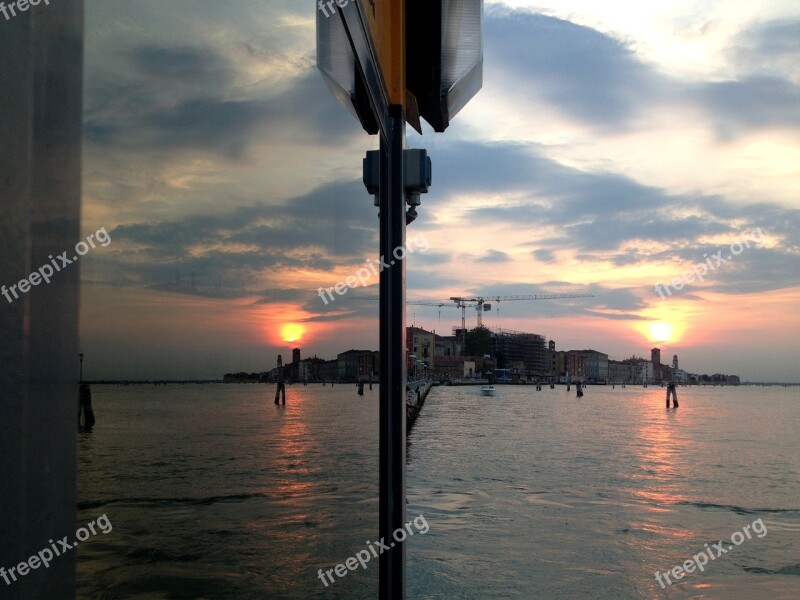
448, 294, 595, 329
350, 297, 462, 324
406, 300, 457, 322
351, 293, 594, 329
352, 293, 594, 352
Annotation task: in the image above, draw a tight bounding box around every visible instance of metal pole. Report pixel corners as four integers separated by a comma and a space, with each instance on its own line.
379, 105, 406, 599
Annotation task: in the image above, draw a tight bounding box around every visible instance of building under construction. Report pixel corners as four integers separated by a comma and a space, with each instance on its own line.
490, 327, 548, 376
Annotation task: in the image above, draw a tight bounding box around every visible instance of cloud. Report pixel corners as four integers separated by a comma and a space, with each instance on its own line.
484, 6, 669, 128
105, 179, 380, 297
476, 249, 511, 263
131, 45, 235, 86
85, 67, 359, 158
484, 8, 800, 139
693, 76, 800, 137
423, 137, 800, 295
731, 19, 800, 80
440, 280, 642, 321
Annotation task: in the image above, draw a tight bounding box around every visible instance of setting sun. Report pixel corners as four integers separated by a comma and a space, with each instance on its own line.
647, 321, 674, 343
280, 323, 305, 343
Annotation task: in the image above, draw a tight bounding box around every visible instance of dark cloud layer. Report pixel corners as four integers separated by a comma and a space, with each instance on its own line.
107, 179, 379, 300
485, 6, 666, 128
484, 8, 800, 136
425, 138, 800, 296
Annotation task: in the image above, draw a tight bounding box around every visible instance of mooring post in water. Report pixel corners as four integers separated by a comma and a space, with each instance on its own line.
666, 382, 678, 408
274, 355, 286, 404
78, 354, 95, 431
78, 384, 95, 431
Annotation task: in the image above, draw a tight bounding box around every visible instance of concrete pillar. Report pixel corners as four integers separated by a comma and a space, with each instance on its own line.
0, 2, 83, 597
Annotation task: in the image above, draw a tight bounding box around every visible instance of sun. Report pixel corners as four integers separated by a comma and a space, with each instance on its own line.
280, 323, 305, 343
647, 321, 674, 343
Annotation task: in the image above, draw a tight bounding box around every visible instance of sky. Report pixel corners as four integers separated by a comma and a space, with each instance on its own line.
78, 0, 800, 381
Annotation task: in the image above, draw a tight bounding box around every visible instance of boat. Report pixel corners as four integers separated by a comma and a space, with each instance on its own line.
480, 385, 495, 396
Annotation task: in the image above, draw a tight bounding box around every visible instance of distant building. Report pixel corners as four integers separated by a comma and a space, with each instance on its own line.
622, 356, 654, 383
434, 355, 462, 379
651, 348, 661, 369
291, 347, 301, 381
566, 353, 585, 381
491, 328, 547, 376
337, 349, 378, 381
544, 341, 568, 380
608, 359, 634, 383
672, 368, 689, 383
567, 350, 609, 383
298, 356, 326, 382
223, 371, 263, 383
434, 334, 460, 359
407, 327, 435, 371
435, 355, 492, 380
463, 360, 476, 378
704, 373, 741, 385
651, 348, 679, 382
319, 359, 338, 382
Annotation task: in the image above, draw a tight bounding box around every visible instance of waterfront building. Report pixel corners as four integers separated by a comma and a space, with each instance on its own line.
319, 359, 339, 382
406, 327, 436, 370
434, 334, 460, 359
608, 359, 634, 383
620, 356, 654, 383
672, 368, 689, 383
291, 347, 301, 381
491, 328, 547, 376
545, 340, 567, 379
566, 350, 609, 383
651, 348, 661, 370
337, 350, 377, 381
566, 353, 586, 381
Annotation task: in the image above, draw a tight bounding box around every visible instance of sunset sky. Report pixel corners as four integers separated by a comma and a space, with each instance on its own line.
79, 0, 800, 381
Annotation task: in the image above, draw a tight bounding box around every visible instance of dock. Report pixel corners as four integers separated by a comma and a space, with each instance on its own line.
406, 380, 433, 429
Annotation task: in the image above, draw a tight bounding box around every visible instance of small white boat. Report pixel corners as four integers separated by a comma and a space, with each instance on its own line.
480, 385, 495, 396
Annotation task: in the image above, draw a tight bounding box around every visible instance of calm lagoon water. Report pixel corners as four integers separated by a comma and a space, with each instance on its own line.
77, 383, 800, 599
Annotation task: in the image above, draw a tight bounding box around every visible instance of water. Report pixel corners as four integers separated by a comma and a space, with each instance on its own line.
77, 384, 800, 599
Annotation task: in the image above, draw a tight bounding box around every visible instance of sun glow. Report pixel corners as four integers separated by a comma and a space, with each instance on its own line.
647, 321, 675, 344
280, 323, 305, 343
